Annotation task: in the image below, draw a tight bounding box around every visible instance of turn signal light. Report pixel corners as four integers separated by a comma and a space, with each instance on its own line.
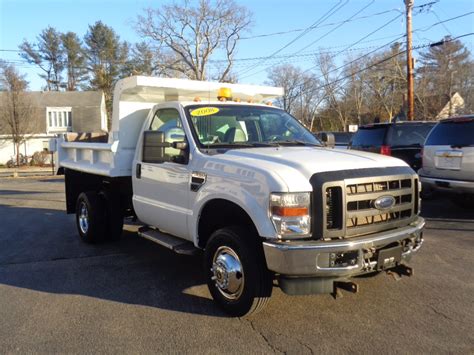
271, 206, 309, 217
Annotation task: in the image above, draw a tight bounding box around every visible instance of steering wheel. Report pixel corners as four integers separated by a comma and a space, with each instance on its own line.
210, 135, 221, 144
267, 134, 285, 142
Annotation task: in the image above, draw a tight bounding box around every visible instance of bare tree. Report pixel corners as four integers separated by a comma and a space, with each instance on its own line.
266, 64, 304, 114
317, 53, 352, 131
0, 61, 36, 166
344, 57, 368, 126
266, 64, 324, 129
294, 75, 324, 131
136, 0, 252, 81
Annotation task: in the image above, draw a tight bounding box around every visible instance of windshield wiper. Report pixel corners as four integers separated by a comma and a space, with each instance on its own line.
205, 142, 278, 149
271, 139, 321, 147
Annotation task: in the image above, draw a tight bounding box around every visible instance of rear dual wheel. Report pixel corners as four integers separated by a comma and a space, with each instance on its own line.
75, 191, 123, 243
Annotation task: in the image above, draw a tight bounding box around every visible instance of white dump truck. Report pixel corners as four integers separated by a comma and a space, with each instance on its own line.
52, 76, 424, 316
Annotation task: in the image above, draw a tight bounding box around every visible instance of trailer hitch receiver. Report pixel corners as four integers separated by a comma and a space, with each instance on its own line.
332, 281, 359, 299
387, 264, 414, 281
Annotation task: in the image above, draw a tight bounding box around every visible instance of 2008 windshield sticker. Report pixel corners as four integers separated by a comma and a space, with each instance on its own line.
190, 107, 220, 116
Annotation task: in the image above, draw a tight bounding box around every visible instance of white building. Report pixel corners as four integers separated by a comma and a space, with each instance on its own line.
0, 91, 107, 165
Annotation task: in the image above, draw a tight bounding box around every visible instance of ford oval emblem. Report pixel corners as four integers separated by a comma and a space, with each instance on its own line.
373, 195, 396, 210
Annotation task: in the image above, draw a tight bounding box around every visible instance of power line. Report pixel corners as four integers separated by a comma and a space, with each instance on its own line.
238, 0, 378, 79
414, 11, 474, 33
3, 10, 473, 84
236, 6, 472, 79
292, 0, 377, 55
236, 7, 400, 41
236, 0, 349, 77
230, 1, 437, 42
299, 33, 474, 92
239, 0, 390, 80
284, 10, 474, 91
241, 1, 401, 79
430, 10, 452, 35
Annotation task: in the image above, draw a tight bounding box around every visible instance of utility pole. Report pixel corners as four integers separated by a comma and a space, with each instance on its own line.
405, 0, 415, 120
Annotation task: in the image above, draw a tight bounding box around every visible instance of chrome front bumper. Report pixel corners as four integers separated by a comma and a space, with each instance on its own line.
263, 217, 424, 277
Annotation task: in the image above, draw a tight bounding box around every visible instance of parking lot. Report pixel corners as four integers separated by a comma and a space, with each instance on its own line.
0, 176, 472, 353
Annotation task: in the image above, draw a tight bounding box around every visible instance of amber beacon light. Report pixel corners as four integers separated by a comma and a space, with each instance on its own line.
217, 87, 232, 101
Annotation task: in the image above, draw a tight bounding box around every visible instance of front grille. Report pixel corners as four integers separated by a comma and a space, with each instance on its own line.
326, 186, 343, 230
313, 169, 418, 240
345, 178, 413, 233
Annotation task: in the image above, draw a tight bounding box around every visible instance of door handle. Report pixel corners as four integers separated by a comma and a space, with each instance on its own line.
136, 163, 141, 179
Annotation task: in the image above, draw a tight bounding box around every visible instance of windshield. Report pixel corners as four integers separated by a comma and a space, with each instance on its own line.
185, 105, 321, 148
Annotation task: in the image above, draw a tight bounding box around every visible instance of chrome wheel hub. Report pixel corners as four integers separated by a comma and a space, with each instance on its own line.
211, 246, 244, 300
78, 202, 89, 234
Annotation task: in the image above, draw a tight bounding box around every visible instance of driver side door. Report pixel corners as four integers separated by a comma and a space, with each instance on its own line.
133, 106, 191, 239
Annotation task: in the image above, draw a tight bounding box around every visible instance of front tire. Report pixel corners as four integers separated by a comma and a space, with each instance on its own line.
75, 191, 106, 243
204, 227, 273, 317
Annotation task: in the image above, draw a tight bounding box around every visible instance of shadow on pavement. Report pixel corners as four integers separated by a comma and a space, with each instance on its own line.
0, 203, 225, 318
420, 196, 474, 221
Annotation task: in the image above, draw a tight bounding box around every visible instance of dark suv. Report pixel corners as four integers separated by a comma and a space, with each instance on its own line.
349, 121, 436, 170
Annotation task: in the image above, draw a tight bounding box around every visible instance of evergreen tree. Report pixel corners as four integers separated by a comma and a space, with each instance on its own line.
61, 32, 87, 91
19, 26, 64, 91
84, 21, 129, 127
418, 36, 471, 116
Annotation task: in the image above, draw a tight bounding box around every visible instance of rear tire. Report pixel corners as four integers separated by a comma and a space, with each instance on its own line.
204, 226, 273, 317
75, 191, 106, 243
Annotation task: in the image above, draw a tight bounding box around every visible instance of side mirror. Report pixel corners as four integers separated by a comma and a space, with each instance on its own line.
320, 132, 335, 148
142, 131, 188, 163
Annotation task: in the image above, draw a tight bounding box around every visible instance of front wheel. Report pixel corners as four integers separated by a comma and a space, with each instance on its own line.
204, 227, 273, 317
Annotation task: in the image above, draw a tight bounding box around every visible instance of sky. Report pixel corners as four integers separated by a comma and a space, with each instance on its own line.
0, 0, 473, 91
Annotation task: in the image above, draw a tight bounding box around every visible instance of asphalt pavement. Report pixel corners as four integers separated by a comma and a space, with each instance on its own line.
0, 176, 472, 354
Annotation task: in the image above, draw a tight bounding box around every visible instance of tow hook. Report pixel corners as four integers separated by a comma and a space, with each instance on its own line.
332, 281, 359, 299
387, 264, 414, 281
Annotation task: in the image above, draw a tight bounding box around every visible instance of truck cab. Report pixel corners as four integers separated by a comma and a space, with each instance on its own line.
53, 76, 424, 317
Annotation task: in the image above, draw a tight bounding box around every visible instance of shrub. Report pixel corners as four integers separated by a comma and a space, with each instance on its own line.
30, 151, 49, 166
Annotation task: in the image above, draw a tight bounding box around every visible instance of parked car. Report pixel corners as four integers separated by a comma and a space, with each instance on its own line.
315, 131, 354, 149
418, 115, 474, 208
349, 121, 436, 170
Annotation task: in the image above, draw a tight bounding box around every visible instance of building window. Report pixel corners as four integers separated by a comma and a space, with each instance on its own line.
46, 107, 72, 133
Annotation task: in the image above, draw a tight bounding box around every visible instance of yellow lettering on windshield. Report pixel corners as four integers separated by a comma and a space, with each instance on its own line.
190, 107, 220, 116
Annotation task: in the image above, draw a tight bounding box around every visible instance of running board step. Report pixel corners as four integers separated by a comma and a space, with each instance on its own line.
138, 227, 200, 256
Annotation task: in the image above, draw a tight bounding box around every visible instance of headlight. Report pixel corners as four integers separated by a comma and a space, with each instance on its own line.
270, 192, 311, 239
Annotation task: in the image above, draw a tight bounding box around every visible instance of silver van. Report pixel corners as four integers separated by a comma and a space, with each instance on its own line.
419, 115, 474, 208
